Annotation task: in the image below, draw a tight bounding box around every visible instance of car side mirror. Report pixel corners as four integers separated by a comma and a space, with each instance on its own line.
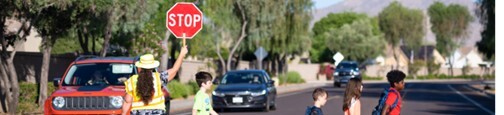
268, 80, 275, 86
53, 78, 61, 87
213, 79, 220, 85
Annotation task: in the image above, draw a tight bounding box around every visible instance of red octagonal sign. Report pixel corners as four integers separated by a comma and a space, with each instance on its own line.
166, 2, 203, 39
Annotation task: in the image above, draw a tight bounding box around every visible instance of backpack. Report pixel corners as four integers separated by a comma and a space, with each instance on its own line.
305, 106, 323, 115
372, 88, 399, 115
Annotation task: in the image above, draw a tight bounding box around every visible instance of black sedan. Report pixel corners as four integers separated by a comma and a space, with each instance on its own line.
212, 70, 277, 111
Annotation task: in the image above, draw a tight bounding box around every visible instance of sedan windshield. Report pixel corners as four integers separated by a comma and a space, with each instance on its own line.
336, 63, 358, 69
62, 63, 135, 86
221, 72, 265, 85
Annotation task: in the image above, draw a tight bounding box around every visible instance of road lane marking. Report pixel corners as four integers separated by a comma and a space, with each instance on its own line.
448, 84, 494, 114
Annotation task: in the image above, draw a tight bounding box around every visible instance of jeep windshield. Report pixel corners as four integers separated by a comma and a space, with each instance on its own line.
62, 63, 135, 86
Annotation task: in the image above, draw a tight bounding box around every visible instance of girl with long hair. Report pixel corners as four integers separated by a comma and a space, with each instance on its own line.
343, 78, 363, 115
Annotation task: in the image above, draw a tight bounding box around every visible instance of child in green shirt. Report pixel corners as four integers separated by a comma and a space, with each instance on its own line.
193, 72, 219, 115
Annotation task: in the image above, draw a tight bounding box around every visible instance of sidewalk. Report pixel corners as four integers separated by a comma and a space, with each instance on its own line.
169, 81, 329, 114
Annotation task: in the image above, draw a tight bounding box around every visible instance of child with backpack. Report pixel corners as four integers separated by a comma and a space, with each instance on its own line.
305, 88, 328, 115
372, 70, 406, 115
343, 78, 363, 115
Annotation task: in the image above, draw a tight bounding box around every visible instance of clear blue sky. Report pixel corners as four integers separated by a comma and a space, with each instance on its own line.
312, 0, 343, 9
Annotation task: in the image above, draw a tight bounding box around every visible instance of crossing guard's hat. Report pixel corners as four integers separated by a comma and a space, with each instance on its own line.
135, 54, 160, 69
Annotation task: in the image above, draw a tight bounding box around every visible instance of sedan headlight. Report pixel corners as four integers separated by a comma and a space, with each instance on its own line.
353, 71, 360, 75
110, 96, 123, 108
251, 90, 266, 96
334, 72, 339, 76
212, 91, 225, 97
52, 96, 65, 108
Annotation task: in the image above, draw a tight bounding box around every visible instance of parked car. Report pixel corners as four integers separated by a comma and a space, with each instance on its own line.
44, 56, 171, 114
333, 61, 361, 87
212, 70, 277, 112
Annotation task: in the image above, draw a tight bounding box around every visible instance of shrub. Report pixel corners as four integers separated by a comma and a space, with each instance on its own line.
278, 71, 305, 85
187, 80, 199, 95
17, 82, 59, 113
18, 82, 38, 113
461, 65, 473, 75
426, 60, 441, 75
167, 80, 204, 99
48, 83, 57, 95
408, 60, 426, 76
361, 74, 382, 80
167, 80, 189, 99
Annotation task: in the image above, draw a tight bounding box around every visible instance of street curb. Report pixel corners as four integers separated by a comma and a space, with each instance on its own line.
169, 82, 328, 114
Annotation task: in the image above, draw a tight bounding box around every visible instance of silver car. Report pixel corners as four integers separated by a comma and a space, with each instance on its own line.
333, 61, 361, 87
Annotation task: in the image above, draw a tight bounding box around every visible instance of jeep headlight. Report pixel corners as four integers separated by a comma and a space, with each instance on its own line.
251, 90, 266, 96
52, 96, 65, 108
110, 96, 123, 108
212, 91, 225, 97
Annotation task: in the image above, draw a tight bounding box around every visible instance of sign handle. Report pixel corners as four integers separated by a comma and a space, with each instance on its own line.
183, 33, 186, 47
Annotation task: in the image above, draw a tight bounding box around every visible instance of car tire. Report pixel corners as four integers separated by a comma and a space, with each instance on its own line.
334, 82, 341, 88
263, 99, 270, 112
270, 102, 277, 110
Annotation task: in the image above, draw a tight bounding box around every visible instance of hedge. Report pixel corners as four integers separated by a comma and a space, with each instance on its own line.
278, 71, 305, 85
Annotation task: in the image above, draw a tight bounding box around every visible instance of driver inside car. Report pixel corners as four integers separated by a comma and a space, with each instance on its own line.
87, 71, 109, 85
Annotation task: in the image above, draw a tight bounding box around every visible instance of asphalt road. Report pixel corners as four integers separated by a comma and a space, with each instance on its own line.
173, 81, 495, 115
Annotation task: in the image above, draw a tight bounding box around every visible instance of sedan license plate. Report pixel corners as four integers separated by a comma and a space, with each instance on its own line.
232, 97, 243, 103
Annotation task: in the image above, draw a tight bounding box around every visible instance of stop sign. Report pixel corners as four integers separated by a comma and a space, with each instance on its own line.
166, 2, 203, 39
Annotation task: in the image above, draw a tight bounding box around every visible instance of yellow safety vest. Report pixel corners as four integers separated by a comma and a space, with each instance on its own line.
124, 72, 165, 110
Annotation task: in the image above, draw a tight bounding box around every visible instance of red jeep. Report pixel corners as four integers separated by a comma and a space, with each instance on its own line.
44, 56, 171, 114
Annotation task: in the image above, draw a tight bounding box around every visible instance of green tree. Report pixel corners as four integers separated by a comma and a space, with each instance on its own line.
428, 2, 473, 75
241, 0, 313, 75
200, 0, 312, 76
31, 2, 74, 109
379, 1, 425, 68
0, 0, 72, 112
0, 0, 30, 112
324, 19, 385, 63
476, 0, 494, 60
311, 12, 368, 63
201, 0, 248, 72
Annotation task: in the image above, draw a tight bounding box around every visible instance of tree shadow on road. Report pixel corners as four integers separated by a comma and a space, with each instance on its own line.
334, 82, 494, 115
